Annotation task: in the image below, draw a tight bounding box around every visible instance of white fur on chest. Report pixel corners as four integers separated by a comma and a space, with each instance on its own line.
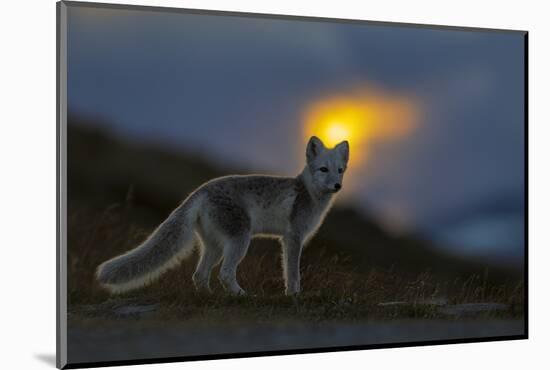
302, 199, 333, 242
247, 192, 333, 241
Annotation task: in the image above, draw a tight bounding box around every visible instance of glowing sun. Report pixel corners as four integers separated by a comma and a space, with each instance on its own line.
303, 88, 420, 166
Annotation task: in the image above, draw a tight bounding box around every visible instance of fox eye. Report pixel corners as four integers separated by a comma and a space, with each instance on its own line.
338, 168, 343, 174
319, 167, 329, 173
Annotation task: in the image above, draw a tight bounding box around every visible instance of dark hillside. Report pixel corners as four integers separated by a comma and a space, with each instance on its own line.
67, 114, 520, 294
68, 116, 521, 310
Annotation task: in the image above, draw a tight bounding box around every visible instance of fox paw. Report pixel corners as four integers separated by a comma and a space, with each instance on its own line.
285, 286, 301, 296
232, 287, 247, 296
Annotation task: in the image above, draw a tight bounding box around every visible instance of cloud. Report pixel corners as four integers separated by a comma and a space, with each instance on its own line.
68, 6, 525, 258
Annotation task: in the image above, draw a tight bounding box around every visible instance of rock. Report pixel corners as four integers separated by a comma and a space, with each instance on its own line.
376, 300, 508, 317
377, 298, 447, 307
113, 304, 159, 318
72, 300, 160, 319
438, 303, 508, 316
377, 301, 408, 307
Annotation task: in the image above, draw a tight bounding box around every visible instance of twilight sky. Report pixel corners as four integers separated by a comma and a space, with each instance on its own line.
67, 4, 525, 264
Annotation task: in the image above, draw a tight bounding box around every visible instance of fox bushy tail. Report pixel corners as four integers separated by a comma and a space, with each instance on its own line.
96, 192, 203, 294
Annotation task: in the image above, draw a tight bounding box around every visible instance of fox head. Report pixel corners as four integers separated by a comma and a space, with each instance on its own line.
305, 136, 349, 195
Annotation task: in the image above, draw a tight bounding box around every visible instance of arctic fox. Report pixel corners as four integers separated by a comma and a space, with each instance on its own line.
96, 136, 349, 296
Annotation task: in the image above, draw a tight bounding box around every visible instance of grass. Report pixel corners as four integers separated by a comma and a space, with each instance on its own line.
67, 204, 524, 324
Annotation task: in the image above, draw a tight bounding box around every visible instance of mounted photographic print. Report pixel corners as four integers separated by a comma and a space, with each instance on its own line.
56, 1, 528, 368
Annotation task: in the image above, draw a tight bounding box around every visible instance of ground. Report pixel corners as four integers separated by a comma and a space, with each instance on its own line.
67, 244, 524, 364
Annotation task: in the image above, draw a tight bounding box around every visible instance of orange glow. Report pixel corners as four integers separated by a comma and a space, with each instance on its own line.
303, 87, 420, 166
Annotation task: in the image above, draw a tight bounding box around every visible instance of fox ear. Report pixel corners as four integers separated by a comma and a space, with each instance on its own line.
335, 140, 349, 163
306, 136, 326, 163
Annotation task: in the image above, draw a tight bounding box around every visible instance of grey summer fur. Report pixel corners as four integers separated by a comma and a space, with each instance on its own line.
96, 136, 349, 295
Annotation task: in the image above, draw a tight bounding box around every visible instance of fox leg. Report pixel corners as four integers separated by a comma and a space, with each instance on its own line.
192, 231, 222, 292
282, 234, 304, 296
201, 200, 251, 295
218, 235, 250, 296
